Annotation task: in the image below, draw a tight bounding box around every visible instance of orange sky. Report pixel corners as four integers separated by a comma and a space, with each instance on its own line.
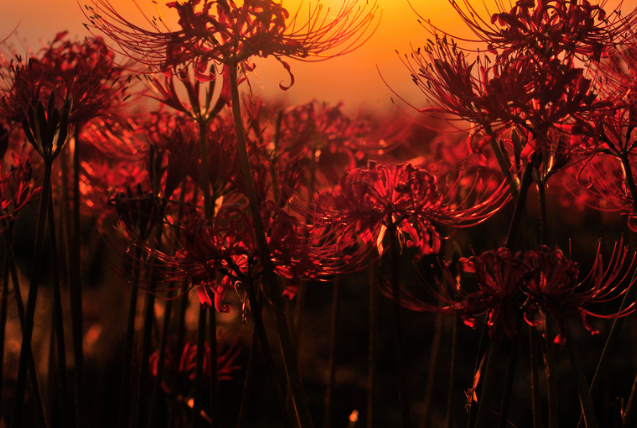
0, 0, 634, 114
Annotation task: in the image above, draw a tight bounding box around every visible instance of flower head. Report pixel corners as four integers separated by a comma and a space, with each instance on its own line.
330, 161, 508, 259
84, 0, 379, 87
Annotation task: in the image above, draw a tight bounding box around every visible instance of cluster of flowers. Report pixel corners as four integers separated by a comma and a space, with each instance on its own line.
1, 0, 637, 427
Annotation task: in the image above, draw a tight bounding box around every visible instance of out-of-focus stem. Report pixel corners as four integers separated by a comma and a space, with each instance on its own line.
2, 225, 47, 428
324, 280, 340, 428
70, 124, 85, 428
474, 337, 502, 428
47, 198, 70, 427
505, 159, 535, 250
119, 245, 142, 428
497, 317, 521, 428
564, 325, 598, 428
420, 311, 443, 428
544, 313, 559, 428
444, 315, 457, 428
227, 64, 314, 428
576, 268, 637, 428
208, 307, 219, 427
367, 263, 377, 428
192, 304, 208, 428
245, 277, 293, 428
537, 181, 547, 245
529, 326, 544, 428
11, 159, 52, 428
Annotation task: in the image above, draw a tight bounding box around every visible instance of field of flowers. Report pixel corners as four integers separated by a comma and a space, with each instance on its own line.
2, 0, 637, 427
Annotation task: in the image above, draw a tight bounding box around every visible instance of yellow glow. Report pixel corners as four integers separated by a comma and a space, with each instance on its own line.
0, 0, 632, 113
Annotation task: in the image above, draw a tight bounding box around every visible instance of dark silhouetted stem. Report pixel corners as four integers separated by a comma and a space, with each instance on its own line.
236, 327, 257, 428
544, 314, 559, 428
367, 264, 378, 428
497, 318, 521, 428
245, 278, 293, 428
119, 246, 142, 428
388, 227, 410, 428
324, 280, 340, 428
149, 297, 172, 428
192, 304, 207, 428
444, 316, 457, 428
529, 326, 544, 428
70, 124, 85, 428
420, 311, 444, 428
2, 225, 47, 428
47, 198, 70, 428
474, 337, 501, 428
208, 308, 219, 427
505, 159, 535, 250
564, 325, 598, 428
11, 159, 52, 428
228, 64, 313, 428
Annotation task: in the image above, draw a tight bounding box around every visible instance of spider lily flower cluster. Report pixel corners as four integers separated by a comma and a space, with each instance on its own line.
2, 0, 637, 427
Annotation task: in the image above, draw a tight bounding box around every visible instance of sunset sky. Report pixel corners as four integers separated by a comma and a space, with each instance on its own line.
0, 0, 632, 114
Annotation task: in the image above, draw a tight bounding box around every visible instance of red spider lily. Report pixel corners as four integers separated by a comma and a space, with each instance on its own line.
390, 243, 636, 343
404, 39, 599, 162
523, 244, 636, 345
144, 63, 230, 120
459, 248, 532, 339
84, 0, 379, 87
0, 150, 40, 231
564, 153, 637, 229
421, 0, 635, 60
330, 162, 508, 260
70, 116, 149, 221
275, 101, 398, 190
0, 32, 130, 126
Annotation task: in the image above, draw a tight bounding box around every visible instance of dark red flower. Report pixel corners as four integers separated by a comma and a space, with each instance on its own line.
330, 162, 508, 259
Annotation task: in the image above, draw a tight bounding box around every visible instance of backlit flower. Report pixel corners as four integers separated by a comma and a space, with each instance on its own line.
330, 162, 508, 259
84, 0, 379, 87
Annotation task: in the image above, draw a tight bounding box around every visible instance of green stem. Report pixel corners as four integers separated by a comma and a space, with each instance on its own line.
11, 159, 52, 428
228, 63, 313, 428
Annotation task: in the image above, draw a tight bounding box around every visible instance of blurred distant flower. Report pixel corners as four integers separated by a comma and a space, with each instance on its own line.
0, 150, 40, 231
150, 328, 242, 392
